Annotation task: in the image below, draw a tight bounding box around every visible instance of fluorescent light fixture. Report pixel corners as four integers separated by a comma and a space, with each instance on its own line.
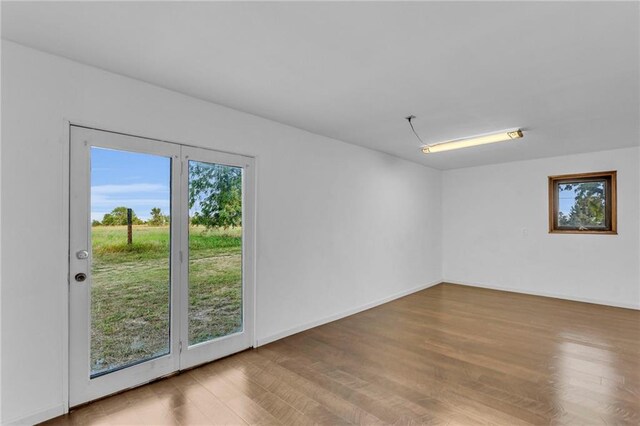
422, 129, 523, 154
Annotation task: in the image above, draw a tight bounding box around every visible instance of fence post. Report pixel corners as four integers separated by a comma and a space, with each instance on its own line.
127, 208, 133, 245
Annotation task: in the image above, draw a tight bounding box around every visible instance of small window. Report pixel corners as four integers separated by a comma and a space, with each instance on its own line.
549, 171, 617, 234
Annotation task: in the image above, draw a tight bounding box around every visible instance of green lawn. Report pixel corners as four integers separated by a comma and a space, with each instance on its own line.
90, 225, 242, 375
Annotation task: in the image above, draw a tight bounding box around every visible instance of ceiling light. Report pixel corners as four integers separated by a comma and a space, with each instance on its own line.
421, 129, 523, 154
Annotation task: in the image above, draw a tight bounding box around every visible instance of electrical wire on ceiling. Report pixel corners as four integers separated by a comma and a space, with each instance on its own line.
405, 115, 424, 144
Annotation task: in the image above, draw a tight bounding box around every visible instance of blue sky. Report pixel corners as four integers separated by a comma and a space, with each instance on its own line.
91, 147, 170, 221
558, 185, 576, 215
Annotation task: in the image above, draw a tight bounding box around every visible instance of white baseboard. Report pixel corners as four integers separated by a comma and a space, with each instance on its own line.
255, 279, 442, 347
443, 279, 640, 311
3, 404, 65, 426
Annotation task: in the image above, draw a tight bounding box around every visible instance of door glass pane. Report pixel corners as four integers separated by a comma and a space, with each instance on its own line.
188, 161, 243, 346
90, 147, 171, 377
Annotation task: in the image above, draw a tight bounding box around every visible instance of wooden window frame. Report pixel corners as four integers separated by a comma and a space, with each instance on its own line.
548, 171, 617, 235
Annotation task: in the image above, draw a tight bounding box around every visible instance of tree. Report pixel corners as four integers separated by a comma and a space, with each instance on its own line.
101, 206, 144, 226
189, 163, 242, 229
148, 207, 169, 226
559, 182, 606, 228
92, 219, 102, 227
558, 211, 569, 226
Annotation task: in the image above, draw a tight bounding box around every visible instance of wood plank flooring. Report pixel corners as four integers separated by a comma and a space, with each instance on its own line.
43, 283, 640, 425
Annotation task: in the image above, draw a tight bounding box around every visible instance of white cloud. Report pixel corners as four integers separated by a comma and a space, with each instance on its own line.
91, 183, 168, 195
91, 197, 170, 208
90, 183, 170, 220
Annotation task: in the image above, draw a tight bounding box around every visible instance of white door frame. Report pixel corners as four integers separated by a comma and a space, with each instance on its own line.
68, 124, 256, 407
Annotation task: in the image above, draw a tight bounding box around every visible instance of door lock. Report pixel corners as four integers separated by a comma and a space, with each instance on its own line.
74, 273, 87, 282
76, 250, 89, 260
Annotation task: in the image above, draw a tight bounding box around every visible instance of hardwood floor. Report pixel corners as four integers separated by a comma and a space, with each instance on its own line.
44, 283, 640, 425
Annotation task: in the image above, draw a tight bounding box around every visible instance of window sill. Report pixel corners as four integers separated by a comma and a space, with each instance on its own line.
549, 230, 618, 235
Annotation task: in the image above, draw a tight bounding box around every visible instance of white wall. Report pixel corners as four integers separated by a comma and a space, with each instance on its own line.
0, 25, 3, 426
443, 147, 640, 309
0, 41, 442, 424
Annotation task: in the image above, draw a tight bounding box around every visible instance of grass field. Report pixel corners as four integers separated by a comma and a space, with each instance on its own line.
90, 225, 242, 374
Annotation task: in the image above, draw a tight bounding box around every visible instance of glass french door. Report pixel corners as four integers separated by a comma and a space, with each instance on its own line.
69, 126, 254, 406
177, 146, 254, 369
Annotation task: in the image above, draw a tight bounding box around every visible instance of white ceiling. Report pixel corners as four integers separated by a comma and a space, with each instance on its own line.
2, 1, 639, 169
